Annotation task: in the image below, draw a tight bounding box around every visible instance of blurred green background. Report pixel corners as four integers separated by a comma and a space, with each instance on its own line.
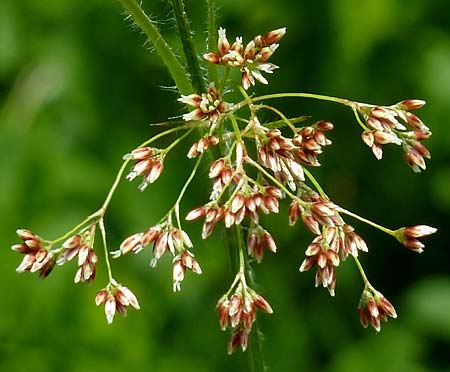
1, 0, 449, 371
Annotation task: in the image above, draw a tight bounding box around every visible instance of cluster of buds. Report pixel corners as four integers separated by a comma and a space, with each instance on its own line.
208, 157, 242, 200
186, 185, 282, 239
172, 249, 202, 292
95, 280, 140, 324
292, 121, 334, 167
179, 84, 229, 123
203, 27, 286, 89
123, 146, 164, 191
299, 224, 368, 296
358, 287, 397, 332
12, 229, 54, 278
256, 121, 333, 190
112, 224, 194, 269
357, 100, 431, 172
216, 280, 273, 354
257, 128, 305, 190
394, 225, 437, 253
57, 230, 98, 285
187, 135, 219, 158
289, 197, 342, 233
247, 225, 277, 263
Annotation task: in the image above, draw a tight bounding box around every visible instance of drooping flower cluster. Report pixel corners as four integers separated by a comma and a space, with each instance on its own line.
112, 223, 201, 291
394, 224, 437, 253
216, 275, 273, 354
204, 27, 286, 89
12, 229, 55, 278
57, 229, 98, 285
95, 280, 140, 324
254, 120, 333, 191
357, 100, 431, 172
247, 225, 277, 263
186, 183, 282, 239
358, 287, 397, 332
124, 146, 165, 191
187, 135, 219, 158
299, 224, 368, 296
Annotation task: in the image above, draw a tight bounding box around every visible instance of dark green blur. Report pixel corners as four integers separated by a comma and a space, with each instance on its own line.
1, 0, 449, 371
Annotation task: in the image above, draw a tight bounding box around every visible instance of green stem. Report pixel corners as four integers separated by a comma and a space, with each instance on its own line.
174, 153, 204, 229
117, 0, 193, 95
245, 157, 298, 201
257, 104, 297, 132
353, 256, 370, 287
302, 167, 327, 199
49, 125, 191, 246
234, 92, 352, 111
351, 105, 369, 131
99, 217, 113, 282
337, 207, 396, 236
170, 0, 205, 92
206, 0, 219, 85
219, 68, 230, 95
47, 210, 102, 246
229, 114, 243, 142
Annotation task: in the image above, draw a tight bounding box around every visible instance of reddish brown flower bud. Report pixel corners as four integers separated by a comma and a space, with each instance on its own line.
217, 27, 230, 57
203, 52, 220, 64
263, 27, 286, 45
358, 288, 397, 332
396, 99, 426, 111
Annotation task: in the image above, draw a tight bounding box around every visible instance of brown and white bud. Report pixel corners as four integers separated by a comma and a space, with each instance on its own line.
217, 27, 230, 57
396, 99, 426, 111
263, 27, 286, 45
358, 288, 397, 332
361, 131, 375, 147
203, 52, 220, 64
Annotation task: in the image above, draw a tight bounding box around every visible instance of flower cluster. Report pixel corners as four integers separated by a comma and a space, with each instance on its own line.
12, 229, 54, 278
357, 100, 431, 172
358, 287, 397, 332
10, 19, 439, 356
394, 224, 437, 253
216, 275, 273, 354
124, 146, 165, 191
179, 84, 229, 123
255, 120, 333, 191
57, 230, 98, 285
95, 280, 140, 324
247, 225, 277, 263
204, 27, 286, 89
112, 223, 201, 291
186, 184, 282, 239
299, 225, 368, 296
187, 135, 219, 158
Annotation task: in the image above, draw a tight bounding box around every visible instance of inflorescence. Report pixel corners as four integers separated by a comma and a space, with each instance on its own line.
11, 26, 437, 354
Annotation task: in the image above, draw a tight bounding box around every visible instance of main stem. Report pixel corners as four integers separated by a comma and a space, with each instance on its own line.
117, 0, 193, 95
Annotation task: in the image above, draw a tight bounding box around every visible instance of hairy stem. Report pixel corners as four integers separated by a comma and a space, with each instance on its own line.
170, 0, 205, 92
206, 0, 219, 85
117, 0, 193, 95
